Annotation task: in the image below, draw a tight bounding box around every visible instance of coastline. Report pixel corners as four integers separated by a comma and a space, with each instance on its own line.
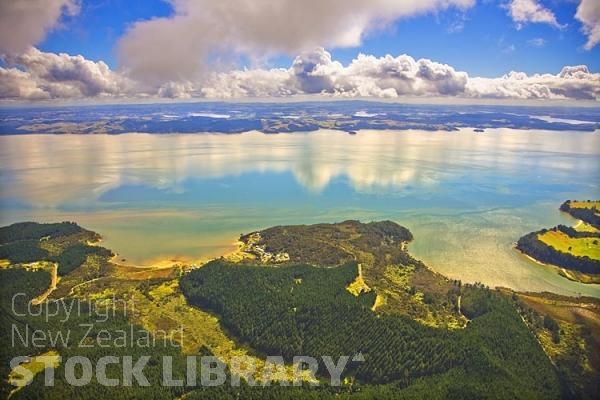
2, 126, 600, 137
515, 245, 600, 285
3, 130, 599, 298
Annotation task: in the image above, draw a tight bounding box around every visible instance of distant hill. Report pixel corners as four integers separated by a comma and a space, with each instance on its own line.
1, 101, 599, 135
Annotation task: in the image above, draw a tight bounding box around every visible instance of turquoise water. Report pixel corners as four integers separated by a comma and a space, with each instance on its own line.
0, 129, 599, 296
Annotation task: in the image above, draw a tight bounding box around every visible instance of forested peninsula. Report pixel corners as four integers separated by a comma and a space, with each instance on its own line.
1, 220, 599, 399
516, 200, 600, 284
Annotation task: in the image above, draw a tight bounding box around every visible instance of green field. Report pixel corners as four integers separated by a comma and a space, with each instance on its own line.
538, 230, 600, 261
574, 221, 600, 233
569, 201, 600, 211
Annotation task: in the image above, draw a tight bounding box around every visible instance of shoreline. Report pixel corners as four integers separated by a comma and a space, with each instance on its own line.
107, 252, 215, 271
85, 226, 241, 270
2, 127, 600, 137
515, 200, 600, 286
514, 243, 600, 286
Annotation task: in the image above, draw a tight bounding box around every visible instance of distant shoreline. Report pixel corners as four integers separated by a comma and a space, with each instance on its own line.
1, 101, 599, 135
1, 126, 600, 137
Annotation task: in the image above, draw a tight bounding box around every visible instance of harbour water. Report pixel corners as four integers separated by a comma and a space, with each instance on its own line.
1, 128, 599, 296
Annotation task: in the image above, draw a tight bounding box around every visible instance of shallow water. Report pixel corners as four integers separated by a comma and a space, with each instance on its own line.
1, 129, 599, 296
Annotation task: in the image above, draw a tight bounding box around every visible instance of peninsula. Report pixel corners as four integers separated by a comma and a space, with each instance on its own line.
516, 200, 600, 284
1, 220, 599, 399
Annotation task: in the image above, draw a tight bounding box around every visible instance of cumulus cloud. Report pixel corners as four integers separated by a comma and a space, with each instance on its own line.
0, 0, 79, 54
0, 48, 130, 100
2, 0, 598, 104
576, 0, 600, 50
0, 67, 49, 100
506, 0, 562, 29
198, 48, 469, 99
200, 68, 294, 98
466, 65, 600, 100
1, 47, 599, 102
331, 51, 468, 97
117, 0, 475, 84
197, 48, 600, 101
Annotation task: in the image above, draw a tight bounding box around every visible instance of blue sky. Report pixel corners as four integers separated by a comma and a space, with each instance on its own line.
39, 0, 173, 66
39, 0, 599, 77
1, 0, 599, 101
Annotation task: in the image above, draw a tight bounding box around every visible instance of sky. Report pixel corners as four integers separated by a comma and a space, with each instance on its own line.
0, 0, 599, 102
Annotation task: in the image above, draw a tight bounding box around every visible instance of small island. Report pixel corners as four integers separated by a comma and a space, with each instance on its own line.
516, 200, 600, 284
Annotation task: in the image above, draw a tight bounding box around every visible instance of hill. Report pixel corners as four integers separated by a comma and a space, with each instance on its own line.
1, 220, 599, 398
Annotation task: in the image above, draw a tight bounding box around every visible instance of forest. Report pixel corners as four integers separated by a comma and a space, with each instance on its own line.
516, 200, 600, 279
559, 200, 600, 229
181, 260, 562, 398
0, 267, 195, 400
240, 220, 414, 266
0, 222, 113, 275
0, 222, 92, 243
516, 231, 599, 275
0, 220, 593, 399
1, 262, 560, 399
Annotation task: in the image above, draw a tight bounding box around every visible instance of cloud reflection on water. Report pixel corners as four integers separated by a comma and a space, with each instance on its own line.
1, 129, 599, 296
1, 128, 598, 209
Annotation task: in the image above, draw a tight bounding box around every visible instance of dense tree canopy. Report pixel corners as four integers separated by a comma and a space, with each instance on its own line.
181, 260, 561, 398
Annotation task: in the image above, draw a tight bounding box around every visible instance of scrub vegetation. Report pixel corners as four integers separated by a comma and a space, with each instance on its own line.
1, 220, 598, 398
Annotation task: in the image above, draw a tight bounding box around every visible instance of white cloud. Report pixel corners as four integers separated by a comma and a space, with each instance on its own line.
506, 0, 562, 29
527, 38, 546, 47
0, 47, 130, 100
0, 67, 50, 100
576, 0, 600, 50
446, 13, 468, 33
2, 47, 599, 102
196, 48, 470, 99
337, 52, 469, 97
1, 0, 598, 104
466, 66, 600, 100
157, 81, 196, 99
199, 48, 600, 101
0, 0, 79, 54
201, 68, 295, 98
117, 0, 475, 84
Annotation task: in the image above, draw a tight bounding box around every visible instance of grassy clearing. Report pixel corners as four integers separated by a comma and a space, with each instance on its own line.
538, 230, 600, 260
371, 294, 384, 311
38, 240, 63, 257
138, 280, 312, 383
346, 263, 372, 296
383, 264, 414, 290
574, 221, 600, 233
570, 201, 600, 211
8, 350, 60, 397
379, 265, 466, 329
81, 271, 309, 384
516, 292, 600, 397
538, 321, 591, 370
